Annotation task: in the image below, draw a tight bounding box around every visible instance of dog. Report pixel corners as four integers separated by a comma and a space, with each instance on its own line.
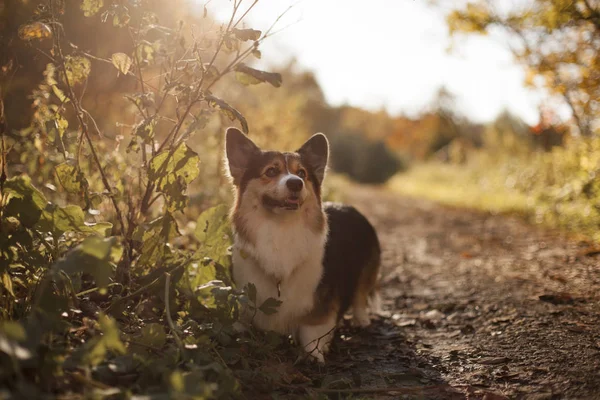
224, 127, 381, 362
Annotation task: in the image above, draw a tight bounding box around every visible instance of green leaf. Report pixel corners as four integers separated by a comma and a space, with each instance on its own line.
259, 297, 282, 315
3, 176, 47, 209
54, 236, 121, 289
205, 94, 249, 134
149, 142, 199, 185
55, 163, 88, 195
234, 63, 282, 88
235, 71, 261, 85
136, 41, 156, 65
3, 176, 47, 228
134, 214, 179, 267
0, 321, 26, 341
137, 323, 166, 348
78, 314, 125, 367
127, 117, 156, 154
63, 56, 91, 85
80, 337, 106, 366
80, 235, 114, 260
149, 143, 200, 212
39, 204, 85, 235
232, 28, 261, 41
194, 204, 232, 265
46, 114, 69, 146
169, 370, 214, 397
170, 370, 185, 392
111, 52, 132, 75
98, 314, 126, 354
134, 117, 156, 141
113, 10, 131, 27
81, 0, 104, 17
82, 222, 113, 237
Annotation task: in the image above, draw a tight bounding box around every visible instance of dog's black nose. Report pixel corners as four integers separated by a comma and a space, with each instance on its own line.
286, 176, 304, 192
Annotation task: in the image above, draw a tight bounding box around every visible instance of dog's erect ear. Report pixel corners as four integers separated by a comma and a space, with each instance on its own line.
225, 127, 260, 185
297, 133, 329, 185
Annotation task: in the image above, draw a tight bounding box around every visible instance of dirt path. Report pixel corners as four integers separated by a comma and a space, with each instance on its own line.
300, 186, 600, 399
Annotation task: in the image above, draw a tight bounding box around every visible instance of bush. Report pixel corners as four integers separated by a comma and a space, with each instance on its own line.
0, 1, 294, 398
330, 133, 406, 184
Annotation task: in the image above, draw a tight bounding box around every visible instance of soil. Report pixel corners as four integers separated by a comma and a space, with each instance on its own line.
293, 186, 600, 400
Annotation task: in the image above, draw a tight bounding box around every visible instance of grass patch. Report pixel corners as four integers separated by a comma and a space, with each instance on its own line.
388, 162, 532, 215
388, 161, 600, 242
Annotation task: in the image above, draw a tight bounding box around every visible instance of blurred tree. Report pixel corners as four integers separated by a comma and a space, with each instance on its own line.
386, 87, 483, 161
483, 109, 533, 156
447, 0, 600, 137
529, 108, 568, 150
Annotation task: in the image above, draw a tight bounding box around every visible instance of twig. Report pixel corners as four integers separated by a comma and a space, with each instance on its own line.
140, 0, 243, 214
80, 50, 159, 92
126, 339, 165, 353
76, 283, 122, 297
312, 384, 459, 394
50, 6, 127, 236
233, 0, 259, 28
262, 1, 299, 38
156, 0, 243, 153
104, 276, 162, 313
129, 25, 149, 120
164, 272, 185, 359
68, 371, 113, 390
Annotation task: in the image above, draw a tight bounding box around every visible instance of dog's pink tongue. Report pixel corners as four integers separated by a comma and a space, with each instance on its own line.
284, 197, 300, 209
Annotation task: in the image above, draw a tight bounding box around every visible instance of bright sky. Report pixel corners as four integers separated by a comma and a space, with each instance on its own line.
208, 0, 545, 124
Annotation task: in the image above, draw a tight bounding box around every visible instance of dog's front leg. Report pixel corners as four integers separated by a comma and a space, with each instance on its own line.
298, 315, 337, 363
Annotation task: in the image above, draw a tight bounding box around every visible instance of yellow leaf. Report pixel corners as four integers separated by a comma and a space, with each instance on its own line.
63, 56, 91, 85
18, 22, 52, 41
170, 371, 185, 392
81, 0, 104, 17
1, 272, 14, 297
111, 53, 132, 76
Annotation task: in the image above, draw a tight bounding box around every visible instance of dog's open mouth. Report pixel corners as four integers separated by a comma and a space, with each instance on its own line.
263, 195, 301, 210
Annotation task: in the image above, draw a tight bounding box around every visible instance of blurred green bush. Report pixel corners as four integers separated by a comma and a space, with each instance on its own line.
330, 133, 405, 184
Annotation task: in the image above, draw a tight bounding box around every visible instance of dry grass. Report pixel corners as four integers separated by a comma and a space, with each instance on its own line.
388, 162, 532, 216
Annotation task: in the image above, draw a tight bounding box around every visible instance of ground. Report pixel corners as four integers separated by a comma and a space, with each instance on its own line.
286, 185, 600, 399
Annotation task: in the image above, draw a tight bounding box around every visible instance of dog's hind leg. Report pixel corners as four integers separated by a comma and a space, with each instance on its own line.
352, 248, 381, 327
298, 312, 337, 363
352, 289, 372, 327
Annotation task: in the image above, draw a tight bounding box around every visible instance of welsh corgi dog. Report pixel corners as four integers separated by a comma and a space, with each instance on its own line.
224, 127, 381, 362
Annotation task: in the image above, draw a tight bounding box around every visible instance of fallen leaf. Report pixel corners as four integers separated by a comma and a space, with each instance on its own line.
577, 246, 600, 257
478, 356, 510, 365
539, 292, 574, 305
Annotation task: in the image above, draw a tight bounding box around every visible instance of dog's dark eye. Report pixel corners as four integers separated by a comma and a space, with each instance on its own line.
297, 169, 307, 179
265, 167, 279, 177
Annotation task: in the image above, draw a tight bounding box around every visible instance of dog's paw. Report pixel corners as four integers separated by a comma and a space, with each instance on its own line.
310, 351, 325, 364
305, 342, 329, 363
352, 313, 371, 328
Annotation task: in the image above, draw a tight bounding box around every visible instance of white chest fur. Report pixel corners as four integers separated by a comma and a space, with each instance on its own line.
232, 214, 327, 334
